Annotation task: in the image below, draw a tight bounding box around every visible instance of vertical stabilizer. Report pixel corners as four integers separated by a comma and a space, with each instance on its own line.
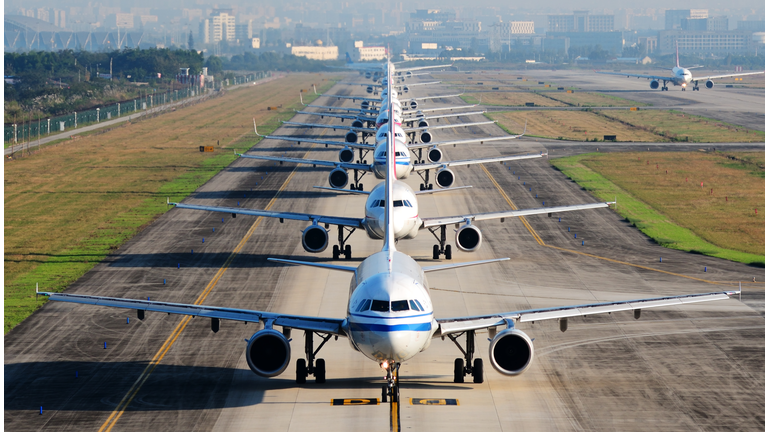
675, 40, 680, 68
381, 55, 396, 265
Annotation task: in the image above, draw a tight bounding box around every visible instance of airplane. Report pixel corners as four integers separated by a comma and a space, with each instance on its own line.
597, 42, 764, 91
37, 60, 741, 404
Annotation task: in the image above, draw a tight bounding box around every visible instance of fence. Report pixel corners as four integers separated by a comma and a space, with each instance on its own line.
5, 72, 261, 144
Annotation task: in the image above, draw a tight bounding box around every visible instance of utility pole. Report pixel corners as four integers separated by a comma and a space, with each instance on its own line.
110, 58, 113, 81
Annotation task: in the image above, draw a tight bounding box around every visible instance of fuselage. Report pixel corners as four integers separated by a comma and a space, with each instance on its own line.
363, 181, 421, 240
372, 138, 412, 179
345, 250, 437, 364
671, 66, 693, 86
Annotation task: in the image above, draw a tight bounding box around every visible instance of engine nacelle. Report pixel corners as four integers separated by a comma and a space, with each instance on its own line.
435, 168, 455, 188
366, 86, 374, 94
418, 119, 429, 128
338, 147, 354, 163
488, 328, 534, 376
245, 329, 291, 377
405, 71, 413, 79
361, 101, 370, 110
402, 85, 410, 94
364, 71, 372, 80
650, 80, 660, 89
455, 223, 482, 252
352, 119, 364, 128
328, 168, 349, 189
420, 131, 433, 144
706, 80, 714, 89
301, 225, 329, 253
345, 131, 358, 143
427, 147, 443, 163
409, 100, 419, 110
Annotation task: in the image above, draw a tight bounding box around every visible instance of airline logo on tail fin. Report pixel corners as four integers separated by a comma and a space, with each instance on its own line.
346, 52, 352, 64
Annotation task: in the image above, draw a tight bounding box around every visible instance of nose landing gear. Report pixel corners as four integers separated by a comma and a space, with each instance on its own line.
381, 362, 401, 403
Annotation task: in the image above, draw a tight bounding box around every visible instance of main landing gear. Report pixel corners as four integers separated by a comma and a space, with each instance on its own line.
349, 169, 367, 191
332, 225, 355, 260
381, 362, 401, 403
428, 225, 452, 259
296, 330, 334, 384
416, 169, 434, 191
446, 330, 484, 383
661, 85, 669, 91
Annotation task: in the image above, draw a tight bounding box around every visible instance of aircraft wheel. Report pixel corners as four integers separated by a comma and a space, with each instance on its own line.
357, 183, 363, 191
350, 184, 357, 191
381, 385, 388, 403
420, 184, 425, 191
472, 358, 484, 384
432, 245, 440, 260
315, 358, 326, 384
428, 184, 433, 190
344, 245, 352, 260
362, 159, 367, 164
453, 358, 465, 383
333, 245, 340, 260
445, 245, 452, 260
296, 359, 307, 384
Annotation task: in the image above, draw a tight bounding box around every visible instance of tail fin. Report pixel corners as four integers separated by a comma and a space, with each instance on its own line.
382, 56, 396, 263
675, 41, 680, 68
345, 52, 352, 64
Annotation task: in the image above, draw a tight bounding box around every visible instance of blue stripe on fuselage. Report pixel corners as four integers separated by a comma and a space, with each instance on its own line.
349, 321, 432, 332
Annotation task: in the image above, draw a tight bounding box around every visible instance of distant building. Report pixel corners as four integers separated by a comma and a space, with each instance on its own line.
235, 20, 253, 42
291, 46, 339, 60
681, 16, 727, 32
637, 36, 658, 54
199, 10, 235, 44
664, 9, 708, 30
737, 20, 765, 32
490, 21, 535, 39
659, 30, 762, 54
548, 11, 614, 33
354, 43, 386, 61
557, 31, 624, 53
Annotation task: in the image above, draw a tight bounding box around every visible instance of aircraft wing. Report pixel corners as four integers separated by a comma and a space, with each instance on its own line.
171, 202, 365, 229
435, 290, 738, 336
312, 185, 472, 196
303, 105, 378, 115
408, 93, 463, 101
694, 71, 765, 81
252, 126, 375, 150
295, 110, 364, 121
596, 71, 672, 81
402, 120, 496, 133
238, 153, 371, 171
396, 64, 452, 72
37, 291, 346, 335
414, 153, 544, 171
404, 104, 478, 115
408, 135, 524, 150
421, 201, 614, 228
282, 121, 370, 134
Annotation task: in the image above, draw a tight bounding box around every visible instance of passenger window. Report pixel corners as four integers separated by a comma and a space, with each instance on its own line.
371, 300, 389, 312
391, 300, 410, 312
409, 300, 421, 311
414, 299, 425, 311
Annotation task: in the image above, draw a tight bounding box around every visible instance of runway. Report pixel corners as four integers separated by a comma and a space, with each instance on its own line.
439, 69, 765, 131
5, 72, 764, 431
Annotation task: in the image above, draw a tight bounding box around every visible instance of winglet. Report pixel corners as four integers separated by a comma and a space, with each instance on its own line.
299, 92, 305, 105
313, 84, 318, 95
522, 120, 527, 136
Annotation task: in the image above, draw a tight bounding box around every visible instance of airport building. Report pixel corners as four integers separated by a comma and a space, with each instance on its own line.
556, 31, 624, 53
290, 45, 339, 60
548, 11, 614, 33
353, 42, 386, 61
659, 30, 764, 55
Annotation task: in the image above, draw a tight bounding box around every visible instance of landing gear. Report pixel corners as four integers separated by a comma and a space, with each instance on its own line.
428, 225, 452, 259
357, 148, 370, 165
351, 169, 367, 191
381, 362, 401, 403
416, 169, 433, 192
295, 330, 333, 384
447, 330, 484, 384
350, 183, 363, 191
332, 226, 356, 260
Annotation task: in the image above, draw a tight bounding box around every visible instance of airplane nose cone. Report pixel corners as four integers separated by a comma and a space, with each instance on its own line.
393, 214, 404, 235
377, 210, 404, 237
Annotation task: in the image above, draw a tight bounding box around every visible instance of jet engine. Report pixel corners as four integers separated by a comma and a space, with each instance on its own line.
351, 119, 364, 128
409, 100, 419, 110
427, 147, 443, 163
405, 71, 413, 79
301, 225, 329, 253
345, 131, 358, 143
366, 86, 374, 94
650, 80, 660, 90
455, 223, 482, 252
420, 131, 433, 144
706, 80, 714, 89
361, 101, 370, 110
328, 168, 349, 189
338, 147, 354, 163
435, 168, 455, 188
417, 119, 429, 128
488, 328, 534, 376
402, 85, 410, 94
245, 329, 291, 377
364, 71, 372, 80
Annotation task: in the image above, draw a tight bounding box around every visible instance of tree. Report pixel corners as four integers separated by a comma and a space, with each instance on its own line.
188, 32, 194, 51
205, 56, 223, 74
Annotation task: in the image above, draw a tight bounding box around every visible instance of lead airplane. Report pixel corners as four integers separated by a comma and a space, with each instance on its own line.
38, 58, 740, 404
597, 42, 764, 91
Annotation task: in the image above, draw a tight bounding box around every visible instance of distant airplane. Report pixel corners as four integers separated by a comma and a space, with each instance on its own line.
598, 42, 764, 91
38, 60, 741, 403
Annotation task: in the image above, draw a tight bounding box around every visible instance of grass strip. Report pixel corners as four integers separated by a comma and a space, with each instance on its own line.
551, 153, 764, 266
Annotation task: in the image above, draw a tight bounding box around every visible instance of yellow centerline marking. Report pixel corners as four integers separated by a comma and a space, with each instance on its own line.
479, 164, 742, 288
99, 144, 315, 432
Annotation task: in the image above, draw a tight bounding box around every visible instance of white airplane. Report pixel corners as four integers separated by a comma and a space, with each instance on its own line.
37, 63, 741, 403
249, 119, 529, 192
597, 43, 764, 91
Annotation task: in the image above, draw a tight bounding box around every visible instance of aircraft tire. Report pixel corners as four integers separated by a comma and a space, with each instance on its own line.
473, 358, 484, 384
344, 245, 352, 260
433, 245, 440, 260
315, 359, 326, 384
454, 358, 465, 383
445, 245, 452, 260
333, 245, 340, 259
296, 359, 307, 384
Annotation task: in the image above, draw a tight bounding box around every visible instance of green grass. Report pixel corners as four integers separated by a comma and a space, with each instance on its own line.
551, 154, 764, 266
